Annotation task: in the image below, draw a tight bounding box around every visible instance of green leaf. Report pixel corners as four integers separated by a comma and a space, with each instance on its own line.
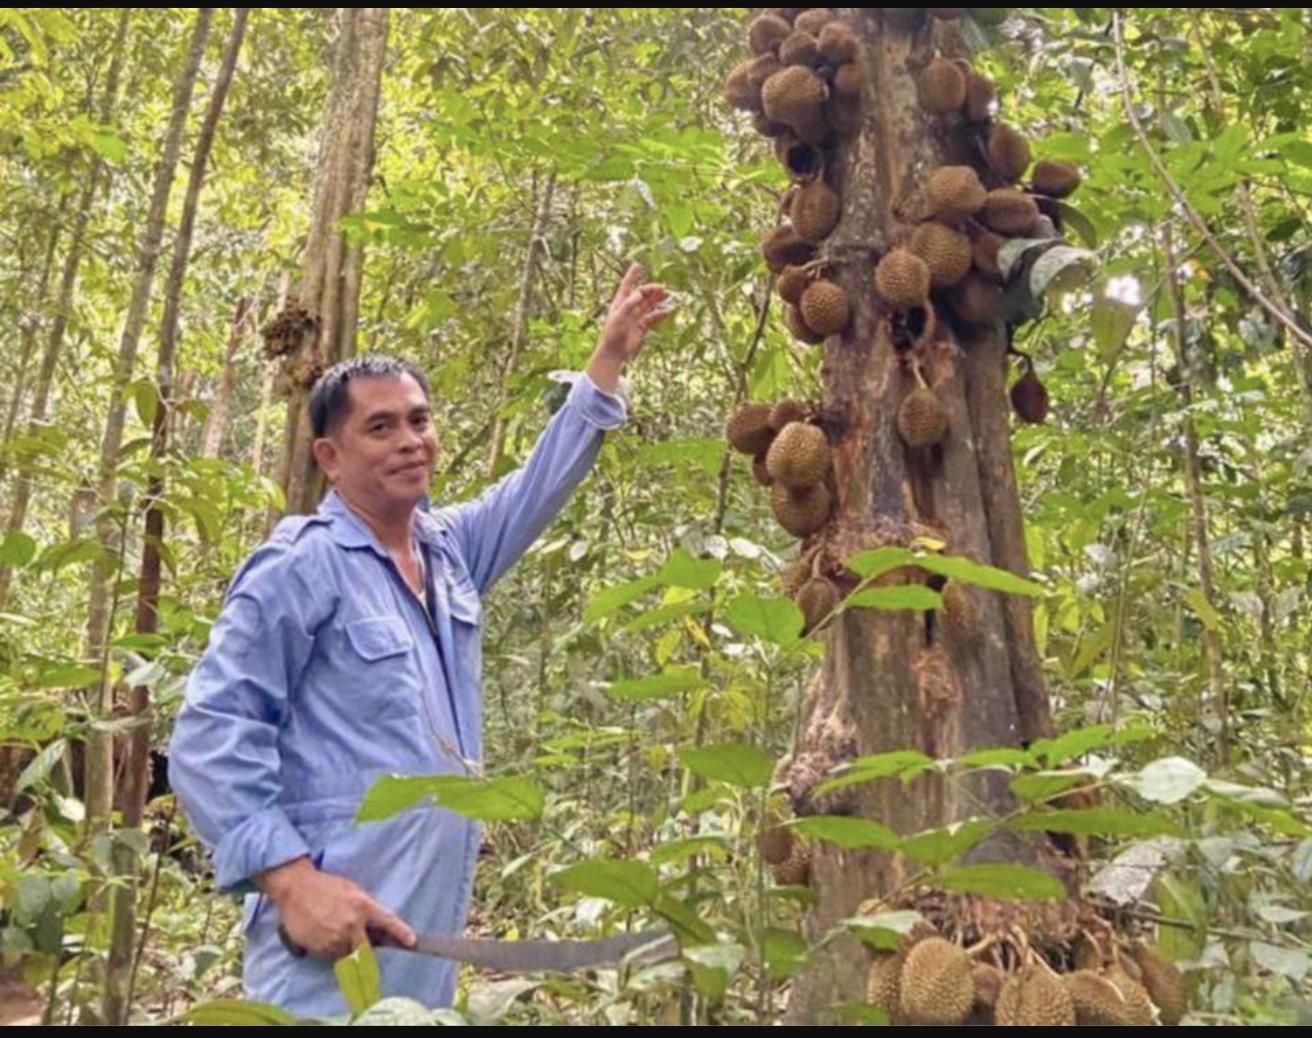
1032, 723, 1115, 765
1090, 296, 1139, 362
549, 859, 660, 908
1279, 138, 1312, 169
938, 863, 1065, 901
622, 601, 706, 633
31, 662, 101, 689
678, 743, 773, 789
131, 380, 158, 428
814, 750, 935, 797
840, 909, 927, 951
607, 666, 706, 702
683, 942, 744, 1002
185, 1000, 296, 1026
16, 739, 66, 792
954, 747, 1036, 770
843, 546, 915, 580
1249, 942, 1310, 981
0, 531, 36, 567
899, 820, 994, 866
335, 941, 381, 1015
649, 836, 729, 866
655, 894, 716, 945
1009, 807, 1183, 838
657, 548, 722, 590
1010, 771, 1090, 804
912, 554, 1044, 597
1053, 200, 1098, 247
722, 594, 802, 646
89, 132, 127, 163
584, 575, 658, 623
1029, 244, 1096, 299
761, 927, 809, 980
1183, 587, 1221, 631
844, 585, 942, 611
788, 816, 899, 851
430, 775, 543, 822
1122, 757, 1206, 805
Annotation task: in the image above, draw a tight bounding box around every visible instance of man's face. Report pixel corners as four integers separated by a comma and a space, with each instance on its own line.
313, 374, 436, 516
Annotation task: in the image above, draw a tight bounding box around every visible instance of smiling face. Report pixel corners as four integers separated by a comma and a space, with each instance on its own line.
311, 373, 436, 519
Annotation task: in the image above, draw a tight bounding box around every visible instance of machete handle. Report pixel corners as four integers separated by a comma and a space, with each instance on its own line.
278, 923, 402, 959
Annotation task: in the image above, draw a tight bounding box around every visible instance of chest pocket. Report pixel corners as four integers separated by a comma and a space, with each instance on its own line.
342, 615, 418, 718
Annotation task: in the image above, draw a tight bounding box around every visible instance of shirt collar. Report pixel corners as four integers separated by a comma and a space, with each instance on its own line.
318, 489, 444, 552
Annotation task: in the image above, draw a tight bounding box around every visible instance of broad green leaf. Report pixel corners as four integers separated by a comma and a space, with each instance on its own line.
16, 739, 66, 792
1032, 723, 1115, 765
649, 836, 729, 866
657, 548, 721, 590
722, 594, 802, 646
1249, 942, 1309, 981
1182, 587, 1221, 632
1122, 757, 1206, 805
683, 942, 744, 1002
938, 863, 1065, 901
678, 743, 773, 789
0, 531, 36, 567
607, 666, 705, 702
899, 820, 994, 866
1030, 244, 1096, 298
32, 662, 101, 689
550, 859, 660, 908
584, 575, 658, 623
430, 775, 543, 822
844, 586, 942, 611
788, 816, 899, 851
954, 747, 1036, 770
1010, 771, 1090, 804
655, 894, 716, 945
814, 751, 934, 796
912, 555, 1044, 597
840, 909, 926, 951
185, 1000, 296, 1026
335, 941, 381, 1015
622, 601, 706, 634
761, 927, 809, 980
1090, 296, 1139, 362
1053, 200, 1098, 247
1009, 807, 1183, 838
843, 547, 914, 580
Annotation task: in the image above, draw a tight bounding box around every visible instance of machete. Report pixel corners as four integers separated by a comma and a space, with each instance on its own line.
279, 923, 678, 973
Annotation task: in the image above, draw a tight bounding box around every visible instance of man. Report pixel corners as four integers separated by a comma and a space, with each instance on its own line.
168, 264, 669, 1016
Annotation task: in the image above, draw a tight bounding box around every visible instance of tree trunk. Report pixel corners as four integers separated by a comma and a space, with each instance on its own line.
82, 7, 212, 844
485, 171, 556, 475
0, 7, 132, 614
774, 13, 1054, 1020
0, 227, 61, 484
199, 296, 253, 458
277, 7, 389, 515
101, 11, 248, 1025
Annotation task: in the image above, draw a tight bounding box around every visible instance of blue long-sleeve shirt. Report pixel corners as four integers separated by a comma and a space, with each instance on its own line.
168, 371, 626, 1016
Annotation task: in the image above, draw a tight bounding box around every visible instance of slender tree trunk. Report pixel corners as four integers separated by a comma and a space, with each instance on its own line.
200, 295, 253, 458
1163, 224, 1228, 761
82, 8, 212, 844
755, 13, 1057, 1020
486, 171, 556, 475
277, 8, 389, 515
101, 14, 248, 1023
0, 8, 132, 613
0, 228, 61, 484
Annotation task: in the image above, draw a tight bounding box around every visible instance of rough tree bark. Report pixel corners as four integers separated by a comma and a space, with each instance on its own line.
102, 14, 249, 1022
773, 12, 1055, 1021
199, 295, 254, 458
276, 7, 389, 515
81, 8, 212, 842
0, 8, 132, 614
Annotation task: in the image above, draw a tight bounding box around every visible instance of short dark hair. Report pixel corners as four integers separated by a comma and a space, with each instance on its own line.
307, 354, 430, 437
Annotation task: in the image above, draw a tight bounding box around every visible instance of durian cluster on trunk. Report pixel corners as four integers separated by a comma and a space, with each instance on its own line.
726, 8, 867, 344
864, 923, 1188, 1026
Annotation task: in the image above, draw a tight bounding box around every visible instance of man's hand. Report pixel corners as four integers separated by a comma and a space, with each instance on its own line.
257, 856, 416, 960
586, 262, 671, 393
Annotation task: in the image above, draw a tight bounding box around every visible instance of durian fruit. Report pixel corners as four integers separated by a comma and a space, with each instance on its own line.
972, 229, 1006, 280
767, 420, 832, 489
909, 221, 973, 288
261, 301, 318, 358
779, 30, 820, 67
1065, 970, 1135, 1026
832, 61, 864, 99
762, 65, 826, 130
1103, 968, 1159, 1026
776, 264, 811, 306
897, 937, 975, 1026
1131, 944, 1186, 1026
939, 579, 978, 643
924, 165, 987, 221
986, 123, 1032, 182
1032, 159, 1081, 199
725, 402, 776, 455
995, 962, 1076, 1026
963, 71, 996, 122
794, 8, 836, 36
1010, 362, 1049, 424
762, 225, 817, 272
724, 60, 759, 112
875, 248, 932, 308
756, 823, 794, 865
769, 398, 810, 432
918, 57, 967, 116
897, 384, 949, 448
797, 575, 841, 633
751, 451, 774, 487
972, 962, 1005, 1011
786, 303, 826, 345
799, 279, 851, 337
792, 179, 842, 242
769, 837, 811, 885
948, 272, 1002, 325
817, 21, 859, 64
779, 549, 816, 597
983, 188, 1039, 236
867, 953, 904, 1021
772, 481, 833, 538
749, 12, 793, 55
